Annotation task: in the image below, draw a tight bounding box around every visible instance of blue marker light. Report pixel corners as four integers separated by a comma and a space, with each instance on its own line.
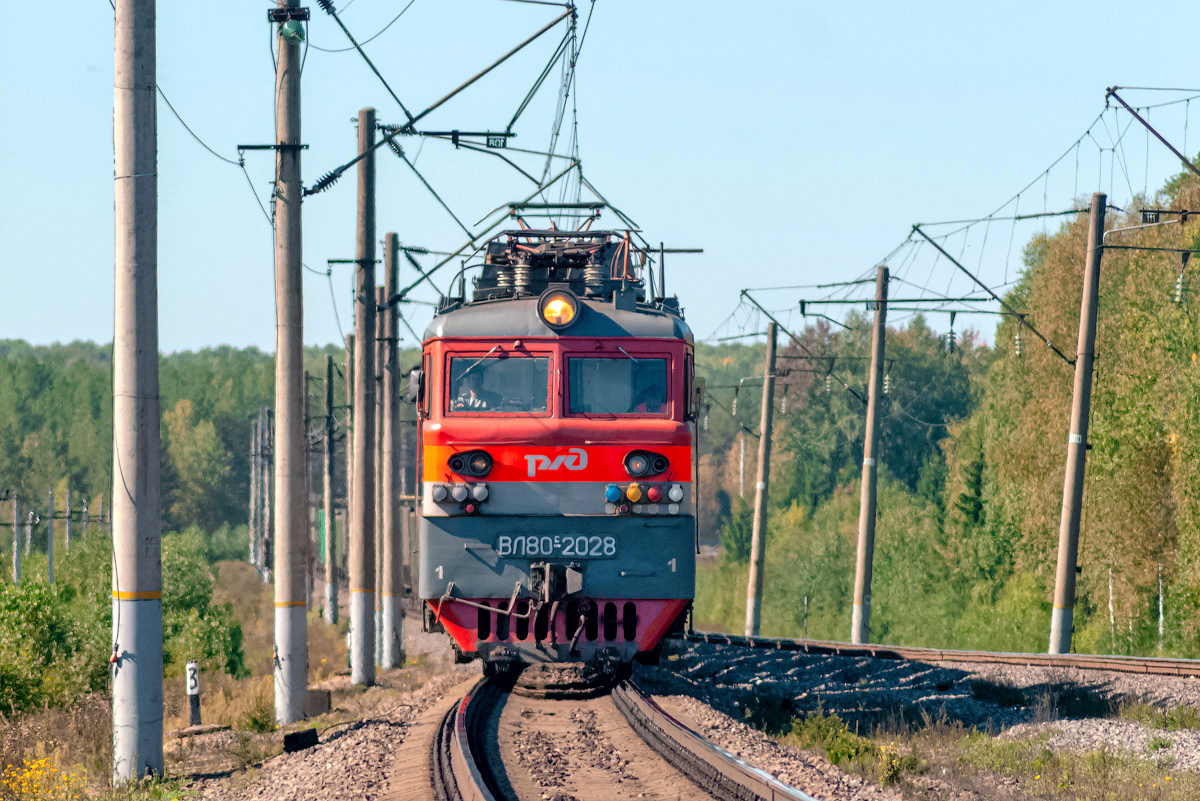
605, 484, 621, 503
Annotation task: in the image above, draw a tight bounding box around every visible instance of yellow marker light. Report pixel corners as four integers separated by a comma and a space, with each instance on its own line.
626, 483, 642, 502
537, 288, 580, 330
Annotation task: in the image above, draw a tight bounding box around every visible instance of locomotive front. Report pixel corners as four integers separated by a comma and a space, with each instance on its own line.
417, 228, 696, 667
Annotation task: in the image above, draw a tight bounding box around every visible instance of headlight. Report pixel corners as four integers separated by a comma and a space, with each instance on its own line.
624, 450, 669, 478
537, 287, 580, 330
448, 450, 492, 477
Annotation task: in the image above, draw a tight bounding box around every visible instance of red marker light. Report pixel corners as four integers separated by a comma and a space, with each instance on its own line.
647, 486, 662, 503
465, 503, 477, 514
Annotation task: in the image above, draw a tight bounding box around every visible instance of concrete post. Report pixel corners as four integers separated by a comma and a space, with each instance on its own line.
1049, 192, 1107, 654
324, 355, 338, 623
851, 265, 889, 645
382, 234, 404, 668
350, 108, 377, 686
249, 416, 259, 569
744, 323, 777, 637
46, 490, 53, 584
305, 373, 315, 612
112, 0, 163, 779
272, 0, 308, 726
186, 660, 201, 726
11, 499, 19, 583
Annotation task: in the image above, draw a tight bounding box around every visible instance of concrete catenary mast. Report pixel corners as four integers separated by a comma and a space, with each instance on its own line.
851, 264, 889, 645
382, 233, 404, 667
111, 0, 163, 779
272, 0, 309, 725
1049, 192, 1107, 654
350, 108, 378, 686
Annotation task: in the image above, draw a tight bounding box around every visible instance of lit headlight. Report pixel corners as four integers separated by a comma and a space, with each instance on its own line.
537, 287, 580, 330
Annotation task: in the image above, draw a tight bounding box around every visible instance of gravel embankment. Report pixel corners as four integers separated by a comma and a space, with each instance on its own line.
636, 639, 1200, 796
174, 615, 480, 800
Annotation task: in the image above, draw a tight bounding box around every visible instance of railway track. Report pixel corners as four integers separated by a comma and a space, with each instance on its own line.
683, 630, 1200, 677
430, 673, 819, 801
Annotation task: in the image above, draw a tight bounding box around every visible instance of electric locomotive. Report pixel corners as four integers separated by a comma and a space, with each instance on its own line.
416, 223, 696, 668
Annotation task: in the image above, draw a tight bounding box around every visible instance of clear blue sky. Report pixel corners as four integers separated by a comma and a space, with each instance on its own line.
3, 1, 1198, 352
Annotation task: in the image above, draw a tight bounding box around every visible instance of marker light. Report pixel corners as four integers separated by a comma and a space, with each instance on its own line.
646, 486, 662, 503
431, 485, 448, 502
472, 484, 489, 501
537, 287, 580, 330
451, 485, 469, 502
605, 484, 621, 503
464, 503, 477, 514
626, 483, 642, 503
668, 484, 684, 503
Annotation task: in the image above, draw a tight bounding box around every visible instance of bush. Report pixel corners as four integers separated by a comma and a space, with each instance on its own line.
786, 710, 876, 766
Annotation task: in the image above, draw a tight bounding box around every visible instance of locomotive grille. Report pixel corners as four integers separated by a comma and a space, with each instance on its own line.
473, 599, 639, 644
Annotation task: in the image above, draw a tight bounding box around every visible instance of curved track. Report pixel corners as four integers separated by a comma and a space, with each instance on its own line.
430, 675, 819, 801
684, 630, 1200, 677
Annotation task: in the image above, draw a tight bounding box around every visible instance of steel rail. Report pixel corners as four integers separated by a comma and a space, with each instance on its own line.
431, 677, 501, 801
433, 673, 823, 801
613, 679, 821, 801
684, 631, 1200, 677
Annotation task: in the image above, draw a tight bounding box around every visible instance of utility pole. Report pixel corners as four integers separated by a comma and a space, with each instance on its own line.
739, 435, 746, 498
262, 407, 273, 582
744, 322, 777, 637
382, 234, 404, 668
272, 0, 308, 726
11, 498, 19, 583
375, 286, 385, 666
46, 490, 53, 584
1049, 192, 1107, 654
304, 371, 314, 611
350, 108, 377, 686
400, 362, 415, 601
324, 355, 338, 623
250, 415, 259, 569
65, 490, 71, 551
344, 333, 354, 573
851, 265, 889, 645
112, 0, 163, 779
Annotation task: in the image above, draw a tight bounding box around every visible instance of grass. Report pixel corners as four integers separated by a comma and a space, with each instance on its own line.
1118, 701, 1200, 731
1, 558, 353, 795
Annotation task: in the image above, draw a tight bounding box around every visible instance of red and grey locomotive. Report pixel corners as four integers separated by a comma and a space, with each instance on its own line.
416, 223, 696, 668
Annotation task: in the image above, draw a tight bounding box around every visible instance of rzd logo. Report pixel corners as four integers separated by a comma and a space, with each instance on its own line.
525, 447, 587, 477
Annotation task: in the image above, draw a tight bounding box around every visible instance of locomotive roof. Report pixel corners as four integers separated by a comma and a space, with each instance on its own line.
423, 296, 693, 343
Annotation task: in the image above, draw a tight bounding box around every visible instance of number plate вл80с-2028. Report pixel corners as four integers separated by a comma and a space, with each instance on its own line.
497, 534, 617, 559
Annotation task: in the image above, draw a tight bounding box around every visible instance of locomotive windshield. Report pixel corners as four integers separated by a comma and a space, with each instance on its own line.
568, 357, 668, 415
448, 355, 549, 413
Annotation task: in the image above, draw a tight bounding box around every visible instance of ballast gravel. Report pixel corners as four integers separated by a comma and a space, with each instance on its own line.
635, 639, 1200, 797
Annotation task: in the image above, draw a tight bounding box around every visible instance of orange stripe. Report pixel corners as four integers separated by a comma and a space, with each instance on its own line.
350, 588, 375, 594
274, 601, 307, 608
112, 590, 162, 600
423, 444, 693, 483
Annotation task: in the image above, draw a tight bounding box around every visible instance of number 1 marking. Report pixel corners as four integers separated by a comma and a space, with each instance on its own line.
668, 558, 677, 573
436, 565, 443, 579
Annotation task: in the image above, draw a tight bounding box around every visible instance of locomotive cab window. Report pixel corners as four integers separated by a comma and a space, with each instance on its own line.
568, 357, 669, 415
447, 355, 549, 414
